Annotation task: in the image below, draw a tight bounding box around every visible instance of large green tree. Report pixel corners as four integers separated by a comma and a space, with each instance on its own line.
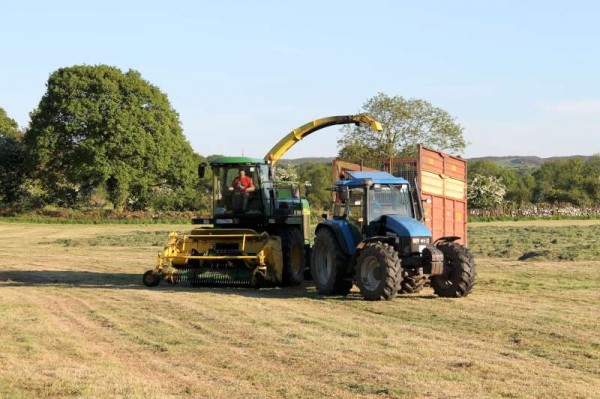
0, 108, 27, 205
0, 108, 20, 139
24, 65, 198, 209
338, 93, 466, 159
297, 162, 332, 211
533, 157, 600, 206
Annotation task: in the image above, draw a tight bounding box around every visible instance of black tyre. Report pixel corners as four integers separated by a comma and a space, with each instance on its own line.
281, 229, 305, 286
142, 270, 161, 287
398, 271, 426, 294
355, 242, 401, 301
430, 241, 476, 298
311, 228, 352, 296
251, 270, 266, 289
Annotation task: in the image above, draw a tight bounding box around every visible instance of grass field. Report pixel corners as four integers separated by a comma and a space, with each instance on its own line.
468, 219, 600, 261
1, 221, 599, 398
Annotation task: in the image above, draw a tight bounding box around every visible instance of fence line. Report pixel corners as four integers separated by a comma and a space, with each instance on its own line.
469, 203, 600, 218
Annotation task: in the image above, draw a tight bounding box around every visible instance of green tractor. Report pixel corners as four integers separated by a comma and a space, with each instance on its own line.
142, 115, 382, 288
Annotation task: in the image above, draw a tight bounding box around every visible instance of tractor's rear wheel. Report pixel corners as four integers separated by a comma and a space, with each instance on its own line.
430, 241, 476, 298
281, 229, 305, 286
355, 242, 401, 301
311, 229, 352, 296
142, 270, 161, 287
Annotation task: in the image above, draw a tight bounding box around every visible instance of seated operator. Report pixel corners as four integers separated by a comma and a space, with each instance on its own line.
229, 169, 255, 211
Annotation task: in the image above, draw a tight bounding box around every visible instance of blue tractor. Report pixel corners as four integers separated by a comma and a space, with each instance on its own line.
311, 171, 476, 300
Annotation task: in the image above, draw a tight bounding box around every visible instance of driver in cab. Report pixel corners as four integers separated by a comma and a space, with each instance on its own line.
229, 169, 255, 211
229, 169, 255, 193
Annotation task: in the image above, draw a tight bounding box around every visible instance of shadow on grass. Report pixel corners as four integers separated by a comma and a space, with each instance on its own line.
0, 270, 141, 288
0, 270, 439, 300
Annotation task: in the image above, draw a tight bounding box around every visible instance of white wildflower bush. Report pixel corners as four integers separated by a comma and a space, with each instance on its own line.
273, 162, 299, 183
468, 174, 506, 210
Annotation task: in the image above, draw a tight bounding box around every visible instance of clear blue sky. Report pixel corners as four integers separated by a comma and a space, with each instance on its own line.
1, 0, 599, 159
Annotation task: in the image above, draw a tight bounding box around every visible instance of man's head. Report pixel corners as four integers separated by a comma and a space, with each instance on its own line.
238, 169, 246, 178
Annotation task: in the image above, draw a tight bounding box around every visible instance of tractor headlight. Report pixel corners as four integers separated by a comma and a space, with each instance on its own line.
411, 237, 431, 253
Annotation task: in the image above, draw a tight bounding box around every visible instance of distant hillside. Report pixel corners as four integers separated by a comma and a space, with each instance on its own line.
468, 155, 594, 170
279, 157, 335, 166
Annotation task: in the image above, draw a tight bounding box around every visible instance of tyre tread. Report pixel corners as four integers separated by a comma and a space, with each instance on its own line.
356, 242, 401, 301
311, 229, 352, 296
431, 242, 476, 298
281, 228, 305, 286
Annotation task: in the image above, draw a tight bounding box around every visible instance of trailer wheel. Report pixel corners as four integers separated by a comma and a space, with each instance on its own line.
142, 270, 161, 287
281, 229, 305, 286
311, 229, 352, 296
431, 241, 476, 298
356, 242, 401, 301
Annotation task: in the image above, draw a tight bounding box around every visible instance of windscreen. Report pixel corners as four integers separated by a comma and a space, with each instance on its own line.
369, 184, 413, 221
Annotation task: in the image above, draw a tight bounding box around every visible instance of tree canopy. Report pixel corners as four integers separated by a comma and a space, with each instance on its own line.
24, 65, 198, 209
3, 74, 598, 216
467, 156, 600, 211
338, 93, 466, 159
468, 160, 535, 205
0, 108, 26, 205
297, 162, 332, 211
0, 108, 21, 139
533, 157, 600, 206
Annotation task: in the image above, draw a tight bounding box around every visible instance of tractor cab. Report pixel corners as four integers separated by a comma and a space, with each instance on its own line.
211, 158, 269, 216
195, 157, 308, 232
333, 171, 424, 240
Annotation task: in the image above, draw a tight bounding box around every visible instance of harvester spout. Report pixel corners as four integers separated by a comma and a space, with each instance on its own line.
265, 114, 383, 166
353, 114, 383, 132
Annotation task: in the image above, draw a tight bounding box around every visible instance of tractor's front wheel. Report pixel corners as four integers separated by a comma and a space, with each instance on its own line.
430, 241, 476, 298
142, 270, 161, 287
355, 242, 401, 301
311, 229, 352, 296
281, 229, 305, 286
398, 270, 426, 294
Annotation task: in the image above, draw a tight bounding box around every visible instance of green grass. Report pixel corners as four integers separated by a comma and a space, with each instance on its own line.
41, 230, 175, 247
30, 219, 600, 264
468, 224, 600, 261
1, 222, 599, 398
0, 215, 191, 224
26, 218, 600, 264
469, 214, 600, 222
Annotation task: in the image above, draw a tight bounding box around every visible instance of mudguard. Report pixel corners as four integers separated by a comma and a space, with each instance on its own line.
433, 236, 461, 245
355, 236, 397, 250
315, 219, 360, 256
